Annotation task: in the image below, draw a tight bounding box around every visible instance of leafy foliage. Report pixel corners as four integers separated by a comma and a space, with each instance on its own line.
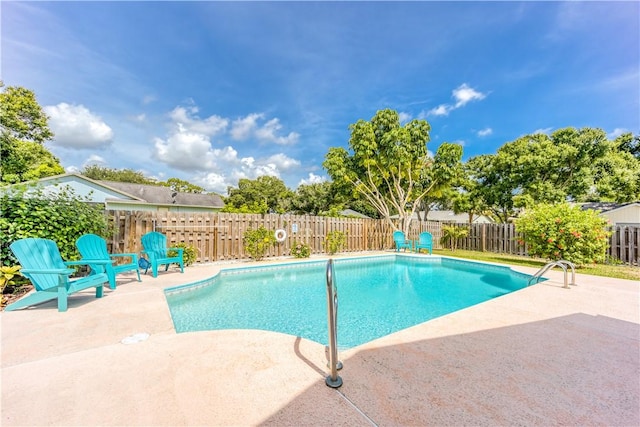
0, 265, 22, 295
168, 242, 197, 266
0, 84, 53, 144
440, 225, 469, 251
0, 84, 63, 184
161, 178, 205, 194
465, 128, 640, 221
515, 203, 610, 266
290, 240, 311, 258
324, 109, 462, 234
81, 165, 158, 185
242, 227, 276, 261
224, 176, 293, 214
325, 230, 347, 255
0, 185, 110, 265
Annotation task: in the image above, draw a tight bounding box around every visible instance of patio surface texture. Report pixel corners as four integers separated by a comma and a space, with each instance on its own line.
1, 252, 638, 426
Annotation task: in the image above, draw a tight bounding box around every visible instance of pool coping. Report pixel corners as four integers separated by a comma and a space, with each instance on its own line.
2, 251, 639, 426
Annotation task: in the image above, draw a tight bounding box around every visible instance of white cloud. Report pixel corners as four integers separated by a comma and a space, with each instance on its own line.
532, 127, 553, 135
608, 128, 628, 139
428, 104, 451, 117
255, 118, 300, 145
398, 112, 412, 123
154, 103, 303, 193
230, 113, 263, 140
44, 103, 113, 149
168, 106, 228, 136
85, 154, 106, 165
427, 83, 487, 117
477, 127, 493, 137
153, 129, 218, 171
453, 83, 486, 107
298, 173, 326, 186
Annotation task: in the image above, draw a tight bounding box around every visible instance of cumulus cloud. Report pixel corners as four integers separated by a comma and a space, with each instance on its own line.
477, 127, 493, 137
427, 83, 487, 117
608, 128, 629, 139
398, 112, 412, 124
44, 103, 114, 148
532, 127, 553, 135
153, 103, 303, 193
168, 106, 228, 136
230, 113, 263, 140
298, 173, 327, 186
230, 114, 299, 145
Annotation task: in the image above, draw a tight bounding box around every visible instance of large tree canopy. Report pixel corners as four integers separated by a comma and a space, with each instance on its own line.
323, 109, 462, 233
466, 128, 640, 221
0, 84, 63, 184
223, 176, 294, 214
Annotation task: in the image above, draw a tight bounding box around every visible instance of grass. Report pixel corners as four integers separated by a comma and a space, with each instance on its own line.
432, 248, 640, 281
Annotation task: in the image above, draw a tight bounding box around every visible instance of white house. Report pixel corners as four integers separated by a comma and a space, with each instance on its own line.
5, 173, 225, 212
580, 202, 640, 226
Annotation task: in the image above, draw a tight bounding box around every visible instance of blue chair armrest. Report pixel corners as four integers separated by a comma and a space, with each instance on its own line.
21, 268, 75, 275
66, 260, 113, 266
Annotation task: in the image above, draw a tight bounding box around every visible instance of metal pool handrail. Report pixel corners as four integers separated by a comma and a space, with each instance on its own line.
325, 259, 343, 388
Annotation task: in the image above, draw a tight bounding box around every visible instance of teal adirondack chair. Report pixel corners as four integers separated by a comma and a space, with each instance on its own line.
414, 231, 433, 254
140, 232, 185, 278
76, 234, 141, 289
6, 238, 109, 312
393, 230, 413, 252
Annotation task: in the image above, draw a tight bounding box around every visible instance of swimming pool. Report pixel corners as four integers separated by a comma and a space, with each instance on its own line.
165, 255, 533, 349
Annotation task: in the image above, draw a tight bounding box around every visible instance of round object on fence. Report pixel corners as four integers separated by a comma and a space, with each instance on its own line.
274, 229, 287, 242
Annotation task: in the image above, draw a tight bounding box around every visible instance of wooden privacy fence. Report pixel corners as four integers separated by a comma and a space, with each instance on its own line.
106, 211, 639, 266
107, 211, 442, 262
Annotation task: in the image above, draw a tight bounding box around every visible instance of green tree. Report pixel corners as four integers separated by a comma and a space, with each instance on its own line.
224, 176, 294, 214
323, 109, 462, 234
242, 226, 276, 261
0, 84, 64, 184
81, 165, 157, 184
515, 203, 610, 266
464, 127, 635, 221
0, 185, 110, 265
291, 181, 333, 215
440, 225, 469, 251
161, 177, 205, 194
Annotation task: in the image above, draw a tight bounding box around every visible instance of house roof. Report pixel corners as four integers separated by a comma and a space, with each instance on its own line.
339, 209, 371, 219
99, 180, 225, 208
580, 201, 640, 214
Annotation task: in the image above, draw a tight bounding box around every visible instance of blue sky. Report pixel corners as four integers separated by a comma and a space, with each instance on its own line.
3, 1, 638, 195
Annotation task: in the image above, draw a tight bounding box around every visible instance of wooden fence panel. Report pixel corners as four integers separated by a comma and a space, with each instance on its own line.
105, 211, 638, 266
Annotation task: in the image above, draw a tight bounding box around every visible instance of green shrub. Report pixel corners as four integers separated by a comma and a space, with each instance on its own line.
168, 242, 197, 266
0, 185, 110, 265
291, 240, 311, 258
243, 227, 276, 261
440, 225, 469, 251
515, 202, 610, 266
325, 230, 347, 255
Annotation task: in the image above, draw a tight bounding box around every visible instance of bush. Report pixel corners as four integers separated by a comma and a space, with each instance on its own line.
168, 242, 197, 266
0, 185, 110, 265
515, 202, 610, 266
291, 240, 311, 258
325, 230, 347, 255
440, 225, 469, 251
243, 227, 276, 261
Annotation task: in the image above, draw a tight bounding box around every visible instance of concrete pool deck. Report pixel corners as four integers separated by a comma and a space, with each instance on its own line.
1, 253, 638, 426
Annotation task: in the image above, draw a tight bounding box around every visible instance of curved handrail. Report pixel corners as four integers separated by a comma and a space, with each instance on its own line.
528, 260, 576, 289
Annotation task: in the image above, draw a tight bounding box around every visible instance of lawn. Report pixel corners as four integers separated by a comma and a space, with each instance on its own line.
432, 249, 640, 281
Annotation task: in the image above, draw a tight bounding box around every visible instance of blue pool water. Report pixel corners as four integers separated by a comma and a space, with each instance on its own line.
165, 255, 532, 349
